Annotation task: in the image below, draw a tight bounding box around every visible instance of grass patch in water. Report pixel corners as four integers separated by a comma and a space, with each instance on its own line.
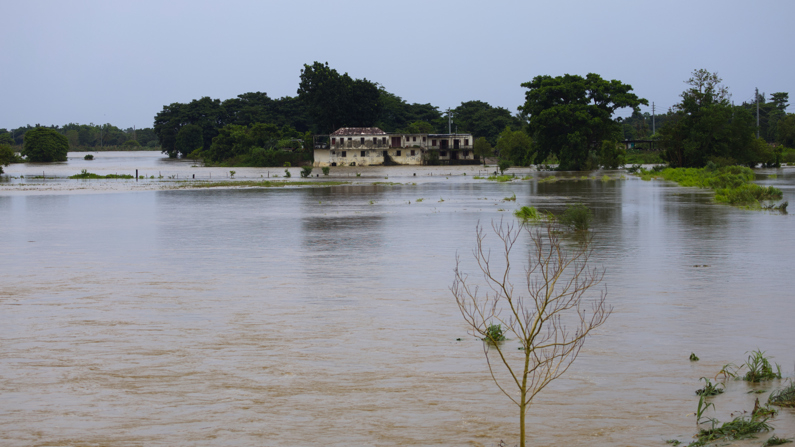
557, 203, 593, 231
514, 206, 540, 221
504, 193, 516, 201
69, 170, 133, 179
695, 377, 724, 396
177, 180, 348, 189
635, 166, 783, 208
764, 436, 793, 446
743, 350, 782, 382
769, 381, 795, 408
690, 414, 773, 446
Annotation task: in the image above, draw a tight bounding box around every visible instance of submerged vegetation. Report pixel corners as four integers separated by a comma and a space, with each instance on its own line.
514, 206, 540, 221
177, 180, 348, 189
743, 350, 782, 382
769, 381, 795, 408
636, 166, 783, 208
557, 203, 593, 231
69, 169, 133, 179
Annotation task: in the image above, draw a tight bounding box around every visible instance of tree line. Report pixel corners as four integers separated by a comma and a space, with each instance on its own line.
0, 124, 159, 150
152, 61, 525, 165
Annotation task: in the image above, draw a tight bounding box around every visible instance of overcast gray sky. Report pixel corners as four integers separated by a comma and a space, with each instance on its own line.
3, 0, 793, 130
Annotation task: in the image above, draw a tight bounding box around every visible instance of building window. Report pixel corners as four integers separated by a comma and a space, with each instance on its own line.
348, 138, 352, 141
396, 150, 402, 156
382, 137, 387, 144
464, 139, 469, 146
410, 150, 416, 156
440, 151, 447, 156
432, 139, 437, 146
422, 137, 426, 142
373, 137, 377, 143
342, 151, 347, 157
331, 138, 336, 145
361, 137, 365, 144
412, 136, 416, 142
383, 150, 388, 157
360, 151, 366, 157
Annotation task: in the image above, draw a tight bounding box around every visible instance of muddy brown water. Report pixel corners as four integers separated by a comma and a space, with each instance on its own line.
2, 152, 794, 446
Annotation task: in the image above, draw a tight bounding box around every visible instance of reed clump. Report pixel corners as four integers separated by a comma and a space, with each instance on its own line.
635, 166, 783, 208
769, 381, 795, 408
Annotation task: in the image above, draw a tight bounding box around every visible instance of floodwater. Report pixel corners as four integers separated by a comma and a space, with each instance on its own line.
1, 152, 794, 446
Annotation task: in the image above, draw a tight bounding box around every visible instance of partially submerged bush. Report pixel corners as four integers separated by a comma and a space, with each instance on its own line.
514, 206, 540, 221
300, 166, 313, 178
84, 154, 94, 160
743, 350, 782, 382
483, 323, 506, 343
557, 203, 593, 231
768, 381, 795, 408
322, 166, 330, 175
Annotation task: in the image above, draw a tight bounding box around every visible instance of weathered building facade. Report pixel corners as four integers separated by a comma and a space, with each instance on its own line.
313, 127, 474, 167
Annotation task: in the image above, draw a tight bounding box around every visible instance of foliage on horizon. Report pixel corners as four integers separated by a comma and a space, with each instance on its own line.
520, 73, 647, 171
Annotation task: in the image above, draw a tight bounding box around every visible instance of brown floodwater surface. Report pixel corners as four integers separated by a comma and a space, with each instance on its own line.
1, 153, 794, 446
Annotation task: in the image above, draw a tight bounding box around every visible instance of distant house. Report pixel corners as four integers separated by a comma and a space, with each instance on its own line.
313, 127, 475, 167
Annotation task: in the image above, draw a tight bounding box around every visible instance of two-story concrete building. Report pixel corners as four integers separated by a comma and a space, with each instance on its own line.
313, 127, 475, 167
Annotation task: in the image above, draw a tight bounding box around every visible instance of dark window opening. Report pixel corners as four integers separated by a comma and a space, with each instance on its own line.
464, 139, 469, 146
360, 137, 365, 144
440, 151, 447, 156
396, 150, 402, 156
331, 138, 336, 145
412, 136, 416, 142
422, 137, 426, 142
382, 137, 387, 144
383, 151, 388, 157
432, 139, 437, 146
331, 162, 337, 166
360, 151, 366, 157
410, 150, 415, 156
342, 151, 347, 157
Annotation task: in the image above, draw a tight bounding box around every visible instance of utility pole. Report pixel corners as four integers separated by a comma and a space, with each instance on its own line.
755, 87, 760, 138
652, 102, 656, 135
447, 108, 453, 134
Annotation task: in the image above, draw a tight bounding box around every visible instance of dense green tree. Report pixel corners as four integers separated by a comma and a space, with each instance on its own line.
0, 131, 13, 145
495, 127, 534, 166
740, 91, 790, 142
660, 70, 757, 167
778, 114, 795, 148
376, 89, 442, 132
451, 101, 523, 145
175, 124, 204, 157
297, 62, 382, 133
520, 73, 646, 170
154, 96, 224, 157
0, 144, 16, 174
473, 137, 493, 166
22, 127, 69, 162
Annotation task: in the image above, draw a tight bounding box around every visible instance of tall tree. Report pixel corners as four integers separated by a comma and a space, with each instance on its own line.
22, 127, 69, 162
660, 70, 756, 167
297, 61, 382, 133
520, 73, 646, 170
452, 100, 523, 145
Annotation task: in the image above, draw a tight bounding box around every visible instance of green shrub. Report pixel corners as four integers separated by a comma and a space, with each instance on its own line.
84, 154, 94, 160
599, 140, 626, 169
769, 381, 795, 408
22, 127, 69, 162
557, 203, 593, 231
743, 350, 782, 382
514, 206, 540, 221
483, 323, 506, 343
300, 166, 313, 178
284, 169, 291, 178
322, 166, 330, 175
